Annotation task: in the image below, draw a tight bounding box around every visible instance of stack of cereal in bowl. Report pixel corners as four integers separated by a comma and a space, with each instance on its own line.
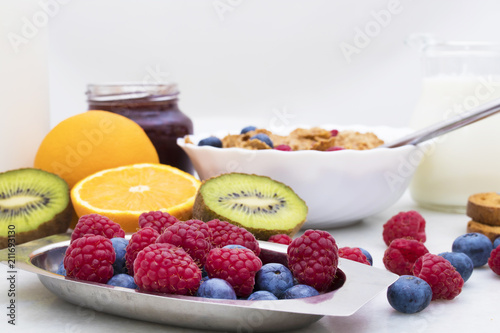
178, 124, 425, 229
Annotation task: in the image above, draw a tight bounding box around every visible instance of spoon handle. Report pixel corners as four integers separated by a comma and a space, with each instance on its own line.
379, 97, 500, 148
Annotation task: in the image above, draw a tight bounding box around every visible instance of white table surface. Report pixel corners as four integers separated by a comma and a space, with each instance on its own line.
1, 191, 499, 333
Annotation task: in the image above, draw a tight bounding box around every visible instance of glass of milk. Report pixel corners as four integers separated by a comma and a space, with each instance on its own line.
0, 1, 50, 173
408, 35, 500, 213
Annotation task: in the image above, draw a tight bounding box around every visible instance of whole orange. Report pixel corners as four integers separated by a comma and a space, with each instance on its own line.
34, 110, 159, 188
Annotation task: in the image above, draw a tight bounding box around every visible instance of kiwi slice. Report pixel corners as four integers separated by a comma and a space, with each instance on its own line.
193, 173, 308, 240
0, 168, 73, 248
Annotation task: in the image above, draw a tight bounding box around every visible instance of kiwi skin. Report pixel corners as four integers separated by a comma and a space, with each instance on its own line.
0, 203, 73, 249
192, 174, 307, 240
0, 168, 73, 249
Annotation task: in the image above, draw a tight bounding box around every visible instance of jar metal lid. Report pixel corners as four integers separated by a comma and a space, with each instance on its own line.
86, 82, 179, 102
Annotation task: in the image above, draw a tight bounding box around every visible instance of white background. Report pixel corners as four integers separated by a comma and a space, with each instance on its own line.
46, 0, 500, 132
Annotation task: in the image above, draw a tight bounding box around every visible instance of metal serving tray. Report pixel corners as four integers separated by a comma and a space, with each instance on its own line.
0, 234, 397, 332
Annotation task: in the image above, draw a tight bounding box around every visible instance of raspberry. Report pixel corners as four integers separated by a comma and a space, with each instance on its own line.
156, 220, 212, 267
287, 230, 339, 292
383, 211, 426, 246
205, 247, 262, 297
64, 234, 115, 283
71, 214, 125, 243
138, 210, 179, 234
383, 238, 429, 275
488, 245, 500, 275
133, 243, 202, 295
268, 234, 292, 245
206, 219, 260, 256
274, 144, 292, 151
125, 227, 160, 275
413, 253, 464, 300
330, 129, 339, 137
338, 247, 371, 265
184, 219, 211, 240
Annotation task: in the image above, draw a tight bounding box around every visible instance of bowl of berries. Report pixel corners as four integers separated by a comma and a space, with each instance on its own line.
1, 216, 398, 332
178, 124, 425, 228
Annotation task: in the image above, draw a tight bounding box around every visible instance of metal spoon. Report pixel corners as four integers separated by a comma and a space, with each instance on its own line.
379, 97, 500, 148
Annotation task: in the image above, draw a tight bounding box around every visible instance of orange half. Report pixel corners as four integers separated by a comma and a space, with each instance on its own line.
71, 163, 200, 232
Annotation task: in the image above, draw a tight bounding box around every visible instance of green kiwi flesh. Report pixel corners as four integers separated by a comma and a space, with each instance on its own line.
0, 168, 72, 248
193, 173, 308, 240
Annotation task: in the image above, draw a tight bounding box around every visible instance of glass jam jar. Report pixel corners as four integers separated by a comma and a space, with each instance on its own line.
87, 83, 194, 174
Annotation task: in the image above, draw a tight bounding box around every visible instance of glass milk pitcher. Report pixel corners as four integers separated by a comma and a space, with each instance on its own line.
408, 35, 500, 213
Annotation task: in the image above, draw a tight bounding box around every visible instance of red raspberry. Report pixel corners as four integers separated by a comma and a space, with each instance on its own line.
206, 219, 260, 256
287, 230, 339, 292
156, 220, 212, 267
413, 253, 464, 300
330, 129, 339, 137
125, 227, 160, 275
338, 247, 370, 265
383, 238, 429, 275
184, 219, 212, 240
383, 211, 426, 246
275, 144, 292, 151
205, 247, 262, 297
488, 245, 500, 275
64, 234, 115, 283
268, 234, 293, 245
138, 210, 179, 234
134, 243, 202, 295
71, 214, 125, 243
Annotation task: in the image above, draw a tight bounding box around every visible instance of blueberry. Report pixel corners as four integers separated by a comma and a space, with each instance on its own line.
107, 274, 137, 289
198, 136, 222, 148
247, 290, 278, 300
438, 251, 474, 282
494, 236, 500, 249
223, 245, 248, 250
452, 233, 493, 267
281, 284, 319, 299
196, 278, 236, 300
359, 248, 373, 266
255, 263, 294, 298
241, 126, 257, 134
387, 275, 432, 314
250, 133, 273, 148
56, 260, 66, 276
111, 238, 129, 275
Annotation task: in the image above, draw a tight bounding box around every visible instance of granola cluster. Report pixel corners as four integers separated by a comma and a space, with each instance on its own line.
219, 127, 384, 151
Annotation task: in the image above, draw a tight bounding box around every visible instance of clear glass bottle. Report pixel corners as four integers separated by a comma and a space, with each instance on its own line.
87, 83, 194, 174
408, 35, 500, 212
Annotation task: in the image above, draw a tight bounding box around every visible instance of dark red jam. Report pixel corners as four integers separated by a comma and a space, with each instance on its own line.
87, 83, 193, 174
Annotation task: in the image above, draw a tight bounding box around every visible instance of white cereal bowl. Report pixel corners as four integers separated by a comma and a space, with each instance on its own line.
177, 125, 425, 229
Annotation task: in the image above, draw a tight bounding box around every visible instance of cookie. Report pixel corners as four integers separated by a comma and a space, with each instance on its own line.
466, 192, 500, 226
466, 220, 500, 242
